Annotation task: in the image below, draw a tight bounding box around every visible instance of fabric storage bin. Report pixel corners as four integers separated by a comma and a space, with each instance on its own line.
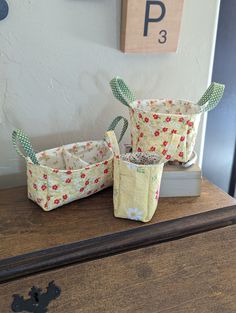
113, 133, 180, 222
12, 117, 127, 211
110, 77, 225, 162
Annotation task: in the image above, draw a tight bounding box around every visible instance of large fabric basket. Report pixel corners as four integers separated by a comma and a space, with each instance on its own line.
12, 117, 127, 211
110, 77, 225, 162
113, 133, 180, 222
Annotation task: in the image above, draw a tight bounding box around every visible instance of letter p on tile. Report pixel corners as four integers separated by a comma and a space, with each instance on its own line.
144, 1, 166, 37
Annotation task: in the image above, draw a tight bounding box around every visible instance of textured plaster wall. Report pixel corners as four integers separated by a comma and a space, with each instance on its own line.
0, 0, 220, 188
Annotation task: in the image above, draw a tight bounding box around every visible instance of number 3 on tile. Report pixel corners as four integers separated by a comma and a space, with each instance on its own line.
121, 0, 184, 53
158, 30, 167, 44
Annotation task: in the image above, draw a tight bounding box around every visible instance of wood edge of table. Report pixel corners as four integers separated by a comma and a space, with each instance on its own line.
1, 204, 236, 284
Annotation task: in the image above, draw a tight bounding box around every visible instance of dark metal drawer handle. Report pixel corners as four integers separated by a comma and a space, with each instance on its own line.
11, 281, 61, 313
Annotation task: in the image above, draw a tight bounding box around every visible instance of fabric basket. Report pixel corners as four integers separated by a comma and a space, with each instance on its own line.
113, 133, 180, 222
110, 77, 225, 162
12, 117, 127, 211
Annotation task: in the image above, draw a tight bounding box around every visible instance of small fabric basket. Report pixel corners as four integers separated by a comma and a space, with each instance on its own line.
12, 117, 127, 211
113, 134, 180, 222
110, 77, 225, 162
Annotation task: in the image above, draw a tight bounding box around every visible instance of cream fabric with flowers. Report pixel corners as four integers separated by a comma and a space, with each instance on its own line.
12, 115, 128, 211
110, 77, 225, 163
26, 132, 119, 211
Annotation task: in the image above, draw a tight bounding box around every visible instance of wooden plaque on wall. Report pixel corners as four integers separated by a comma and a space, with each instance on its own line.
121, 0, 184, 53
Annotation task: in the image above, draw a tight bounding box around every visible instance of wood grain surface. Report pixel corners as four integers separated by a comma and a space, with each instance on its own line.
1, 179, 235, 261
1, 225, 235, 313
1, 203, 235, 284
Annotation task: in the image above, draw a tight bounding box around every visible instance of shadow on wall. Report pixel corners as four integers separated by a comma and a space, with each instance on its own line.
1, 69, 118, 141
66, 0, 121, 50
0, 68, 129, 189
77, 70, 125, 132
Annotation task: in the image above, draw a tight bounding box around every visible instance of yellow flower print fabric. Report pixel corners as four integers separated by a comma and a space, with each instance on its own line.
113, 134, 180, 223
113, 153, 164, 223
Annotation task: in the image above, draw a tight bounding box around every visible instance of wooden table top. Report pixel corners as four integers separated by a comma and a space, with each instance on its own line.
0, 179, 236, 283
1, 225, 235, 312
1, 179, 235, 260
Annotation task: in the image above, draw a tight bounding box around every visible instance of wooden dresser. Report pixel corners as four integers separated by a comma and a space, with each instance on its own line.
0, 179, 236, 312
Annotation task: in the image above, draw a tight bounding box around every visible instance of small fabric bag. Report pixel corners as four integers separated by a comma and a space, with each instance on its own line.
113, 133, 180, 222
110, 77, 225, 162
12, 117, 128, 211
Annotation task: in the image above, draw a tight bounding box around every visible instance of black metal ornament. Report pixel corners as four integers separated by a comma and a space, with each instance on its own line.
11, 281, 61, 313
0, 0, 9, 21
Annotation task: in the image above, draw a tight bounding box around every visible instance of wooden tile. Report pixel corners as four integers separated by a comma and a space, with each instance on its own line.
121, 0, 184, 53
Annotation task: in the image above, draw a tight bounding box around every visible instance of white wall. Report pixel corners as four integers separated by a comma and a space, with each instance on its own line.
0, 0, 220, 188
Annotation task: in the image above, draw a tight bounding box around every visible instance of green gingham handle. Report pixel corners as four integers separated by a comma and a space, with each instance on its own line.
197, 82, 225, 112
12, 129, 39, 165
107, 116, 129, 143
110, 77, 136, 108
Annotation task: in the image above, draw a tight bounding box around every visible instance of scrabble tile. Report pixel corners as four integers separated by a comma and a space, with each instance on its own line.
121, 0, 184, 53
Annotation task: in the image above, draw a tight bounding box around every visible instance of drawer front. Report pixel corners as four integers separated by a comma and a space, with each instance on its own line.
1, 226, 236, 313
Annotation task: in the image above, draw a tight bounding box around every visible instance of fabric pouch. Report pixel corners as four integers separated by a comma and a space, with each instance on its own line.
113, 134, 180, 222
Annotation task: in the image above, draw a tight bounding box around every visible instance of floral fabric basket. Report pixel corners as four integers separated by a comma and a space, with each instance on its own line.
110, 77, 225, 163
113, 133, 180, 223
12, 117, 127, 211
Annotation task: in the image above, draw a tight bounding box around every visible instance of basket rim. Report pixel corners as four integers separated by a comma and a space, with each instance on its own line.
129, 99, 203, 117
26, 140, 114, 173
117, 153, 165, 167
